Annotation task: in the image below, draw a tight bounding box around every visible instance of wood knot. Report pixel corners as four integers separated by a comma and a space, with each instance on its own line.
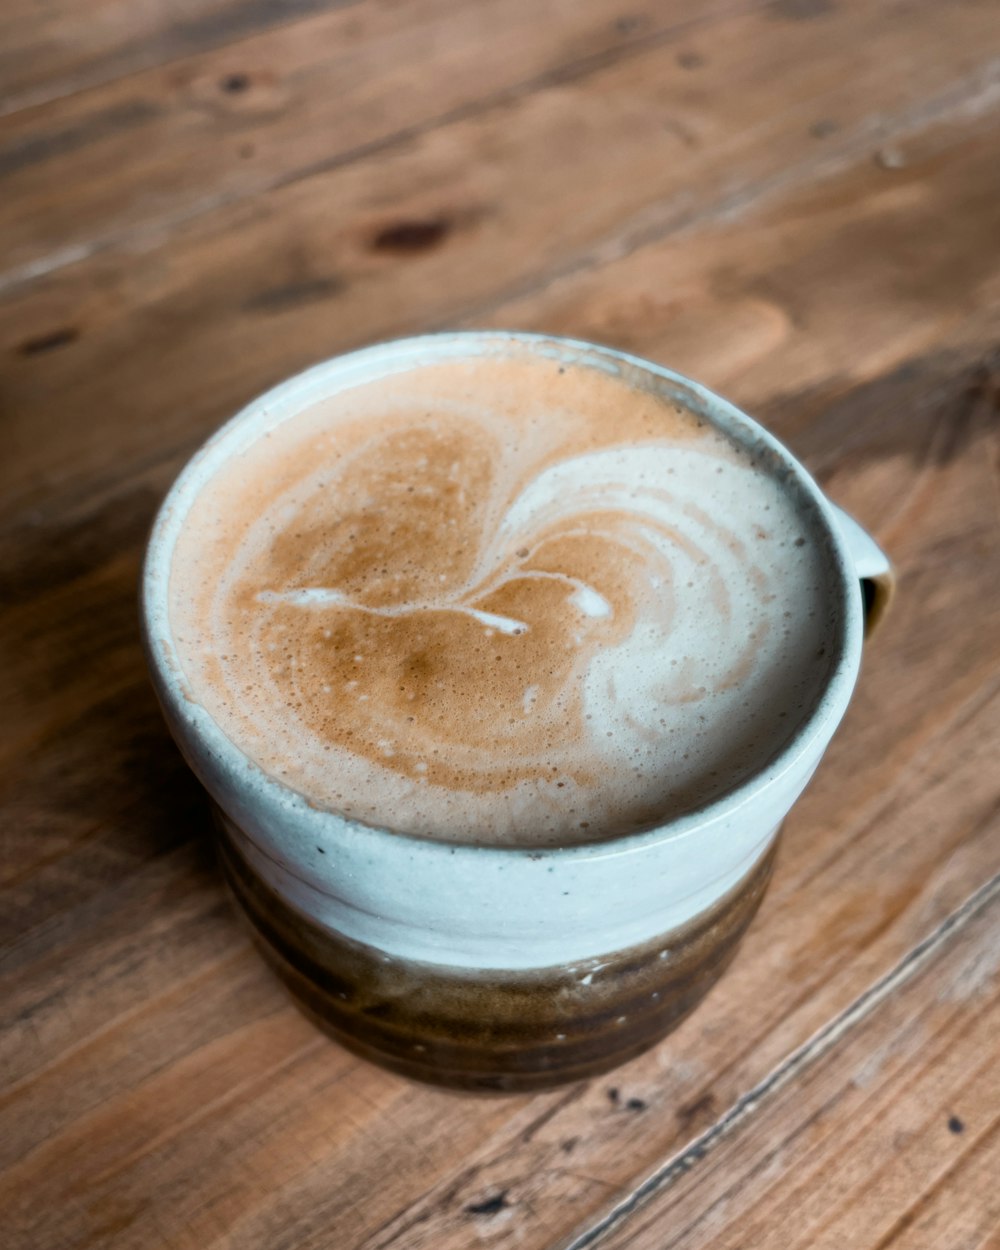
371, 218, 452, 254
17, 327, 79, 356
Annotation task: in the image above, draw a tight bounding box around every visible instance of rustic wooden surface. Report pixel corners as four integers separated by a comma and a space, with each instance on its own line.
1, 2, 999, 1248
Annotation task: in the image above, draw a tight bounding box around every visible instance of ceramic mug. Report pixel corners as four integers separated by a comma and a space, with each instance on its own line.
141, 332, 893, 1091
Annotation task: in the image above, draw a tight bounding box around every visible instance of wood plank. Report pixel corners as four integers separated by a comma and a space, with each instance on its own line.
0, 0, 355, 118
350, 704, 1000, 1248
2, 0, 999, 521
582, 879, 1000, 1250
5, 110, 999, 827
5, 684, 996, 1250
484, 111, 1000, 421
2, 115, 1000, 1248
0, 0, 759, 281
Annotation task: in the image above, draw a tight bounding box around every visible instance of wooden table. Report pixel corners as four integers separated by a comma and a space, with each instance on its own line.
3, 2, 999, 1247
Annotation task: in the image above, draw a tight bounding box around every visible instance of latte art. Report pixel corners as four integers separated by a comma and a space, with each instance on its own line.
170, 350, 838, 844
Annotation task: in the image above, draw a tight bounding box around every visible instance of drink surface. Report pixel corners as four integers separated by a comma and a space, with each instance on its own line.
169, 347, 839, 846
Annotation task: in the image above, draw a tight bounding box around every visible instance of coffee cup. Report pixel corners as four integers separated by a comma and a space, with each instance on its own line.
141, 332, 892, 1090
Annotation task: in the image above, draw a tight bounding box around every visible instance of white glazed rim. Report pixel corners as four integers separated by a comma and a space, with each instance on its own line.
141, 331, 864, 862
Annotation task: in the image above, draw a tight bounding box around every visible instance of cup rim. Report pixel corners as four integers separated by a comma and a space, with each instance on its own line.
141, 330, 864, 860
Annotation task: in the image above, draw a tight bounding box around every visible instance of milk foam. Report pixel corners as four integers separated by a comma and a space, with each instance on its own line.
169, 349, 838, 846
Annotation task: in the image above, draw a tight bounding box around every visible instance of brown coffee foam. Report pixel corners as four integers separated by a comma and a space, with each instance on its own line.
169, 350, 838, 844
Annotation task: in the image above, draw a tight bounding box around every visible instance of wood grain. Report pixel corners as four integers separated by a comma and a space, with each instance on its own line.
4, 0, 1000, 519
0, 0, 356, 118
583, 878, 1000, 1250
2, 2, 999, 1248
0, 0, 759, 281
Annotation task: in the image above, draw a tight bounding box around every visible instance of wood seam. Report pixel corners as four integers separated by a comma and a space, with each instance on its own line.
559, 869, 1000, 1250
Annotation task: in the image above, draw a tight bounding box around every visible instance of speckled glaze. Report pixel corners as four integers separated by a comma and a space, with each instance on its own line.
216, 808, 780, 1090
141, 332, 892, 1090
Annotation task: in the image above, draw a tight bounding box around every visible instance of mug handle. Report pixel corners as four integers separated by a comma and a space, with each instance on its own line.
830, 504, 895, 637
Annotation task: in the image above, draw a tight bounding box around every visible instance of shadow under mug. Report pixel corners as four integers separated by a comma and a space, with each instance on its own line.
141, 332, 893, 1091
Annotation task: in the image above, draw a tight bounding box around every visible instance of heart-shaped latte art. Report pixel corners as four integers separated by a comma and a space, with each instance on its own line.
170, 354, 836, 844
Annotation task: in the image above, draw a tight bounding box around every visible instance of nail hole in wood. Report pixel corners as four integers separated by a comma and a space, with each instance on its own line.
465, 1191, 508, 1217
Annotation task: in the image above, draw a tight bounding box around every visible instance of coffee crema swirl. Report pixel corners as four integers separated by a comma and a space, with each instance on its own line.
169, 351, 837, 845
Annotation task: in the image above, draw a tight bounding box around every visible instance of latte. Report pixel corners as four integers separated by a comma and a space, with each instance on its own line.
169, 344, 839, 845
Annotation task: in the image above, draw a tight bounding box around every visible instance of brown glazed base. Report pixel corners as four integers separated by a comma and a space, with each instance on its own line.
217, 826, 778, 1092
